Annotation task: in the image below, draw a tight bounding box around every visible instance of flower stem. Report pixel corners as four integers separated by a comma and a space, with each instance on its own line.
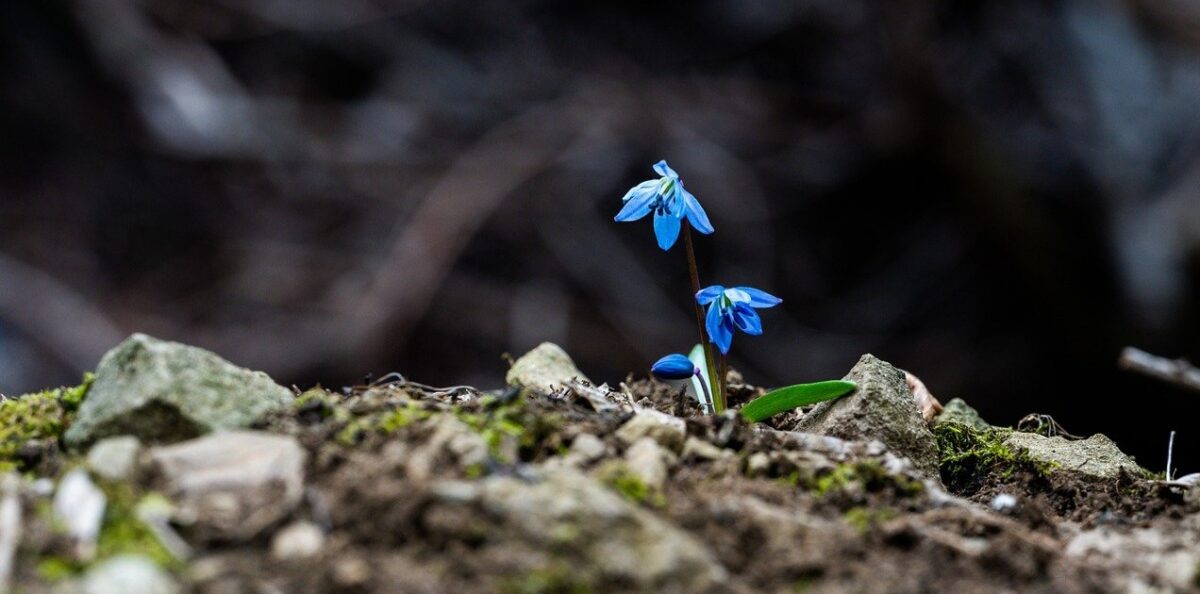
692, 372, 713, 415
683, 226, 724, 413
719, 355, 728, 407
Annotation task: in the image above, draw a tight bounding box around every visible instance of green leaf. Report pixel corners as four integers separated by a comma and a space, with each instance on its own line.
740, 380, 857, 423
688, 344, 713, 414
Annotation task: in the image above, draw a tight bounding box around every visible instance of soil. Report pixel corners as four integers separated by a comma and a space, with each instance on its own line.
11, 373, 1200, 594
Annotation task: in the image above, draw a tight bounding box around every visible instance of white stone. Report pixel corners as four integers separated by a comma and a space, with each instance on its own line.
624, 438, 670, 491
989, 493, 1018, 512
270, 521, 325, 561
570, 434, 607, 462
53, 470, 106, 560
682, 437, 733, 462
78, 555, 179, 594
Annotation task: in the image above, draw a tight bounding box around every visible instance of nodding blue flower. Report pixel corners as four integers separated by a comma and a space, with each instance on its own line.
614, 160, 714, 250
696, 285, 782, 355
650, 353, 698, 380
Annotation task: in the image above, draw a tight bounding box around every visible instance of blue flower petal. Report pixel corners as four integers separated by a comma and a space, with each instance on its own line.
621, 179, 658, 204
678, 187, 714, 235
653, 210, 681, 250
650, 354, 697, 380
706, 302, 734, 354
614, 181, 658, 222
696, 285, 725, 305
652, 160, 679, 180
735, 286, 782, 308
731, 303, 763, 335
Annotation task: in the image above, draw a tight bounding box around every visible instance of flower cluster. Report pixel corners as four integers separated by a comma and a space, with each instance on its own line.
616, 160, 781, 410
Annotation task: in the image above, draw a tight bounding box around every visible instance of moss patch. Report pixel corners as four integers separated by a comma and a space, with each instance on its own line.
37, 478, 178, 581
598, 464, 666, 508
934, 421, 1054, 494
501, 563, 593, 594
332, 392, 561, 465
807, 460, 924, 499
842, 506, 898, 534
0, 374, 93, 472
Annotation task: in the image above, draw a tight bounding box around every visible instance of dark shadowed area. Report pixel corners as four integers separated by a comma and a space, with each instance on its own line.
2, 0, 1199, 466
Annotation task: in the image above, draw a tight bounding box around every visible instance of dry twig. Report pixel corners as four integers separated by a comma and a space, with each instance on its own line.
1118, 347, 1200, 393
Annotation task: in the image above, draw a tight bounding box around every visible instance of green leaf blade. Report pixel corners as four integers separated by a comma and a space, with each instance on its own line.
740, 380, 857, 423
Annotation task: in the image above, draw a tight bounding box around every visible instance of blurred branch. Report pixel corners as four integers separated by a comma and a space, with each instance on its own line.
0, 253, 124, 372
1119, 346, 1200, 393
338, 101, 581, 363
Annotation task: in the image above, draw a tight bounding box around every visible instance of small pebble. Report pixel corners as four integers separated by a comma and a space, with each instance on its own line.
53, 470, 106, 560
87, 436, 143, 482
745, 452, 772, 477
332, 556, 371, 587
570, 434, 607, 462
989, 493, 1018, 512
270, 521, 326, 561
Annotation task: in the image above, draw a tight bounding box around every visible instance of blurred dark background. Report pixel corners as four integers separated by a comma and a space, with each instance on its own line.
2, 0, 1199, 468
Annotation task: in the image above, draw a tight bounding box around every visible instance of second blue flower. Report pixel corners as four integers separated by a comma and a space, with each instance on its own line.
696, 285, 782, 354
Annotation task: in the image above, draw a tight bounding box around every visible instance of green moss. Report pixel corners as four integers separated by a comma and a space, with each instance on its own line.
0, 374, 93, 472
934, 421, 1054, 494
37, 479, 179, 581
36, 557, 76, 581
335, 402, 431, 446
501, 564, 592, 594
333, 392, 563, 470
96, 485, 177, 569
293, 387, 341, 420
599, 465, 666, 508
455, 397, 562, 462
842, 506, 898, 534
807, 461, 923, 498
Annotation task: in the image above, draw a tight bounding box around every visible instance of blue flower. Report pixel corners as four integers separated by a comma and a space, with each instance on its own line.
614, 160, 714, 250
650, 353, 698, 380
696, 285, 782, 355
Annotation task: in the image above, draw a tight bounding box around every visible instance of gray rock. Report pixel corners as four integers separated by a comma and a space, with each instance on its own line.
75, 555, 179, 594
505, 342, 589, 393
795, 354, 940, 478
1004, 432, 1145, 480
86, 436, 143, 482
1066, 526, 1200, 592
437, 468, 724, 590
149, 431, 306, 542
270, 521, 325, 561
614, 409, 687, 452
935, 398, 990, 431
65, 334, 293, 448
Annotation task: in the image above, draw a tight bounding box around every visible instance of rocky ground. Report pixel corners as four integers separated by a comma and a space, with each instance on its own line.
0, 334, 1198, 593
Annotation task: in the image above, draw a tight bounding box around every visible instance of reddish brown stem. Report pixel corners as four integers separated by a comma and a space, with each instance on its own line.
683, 226, 724, 413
